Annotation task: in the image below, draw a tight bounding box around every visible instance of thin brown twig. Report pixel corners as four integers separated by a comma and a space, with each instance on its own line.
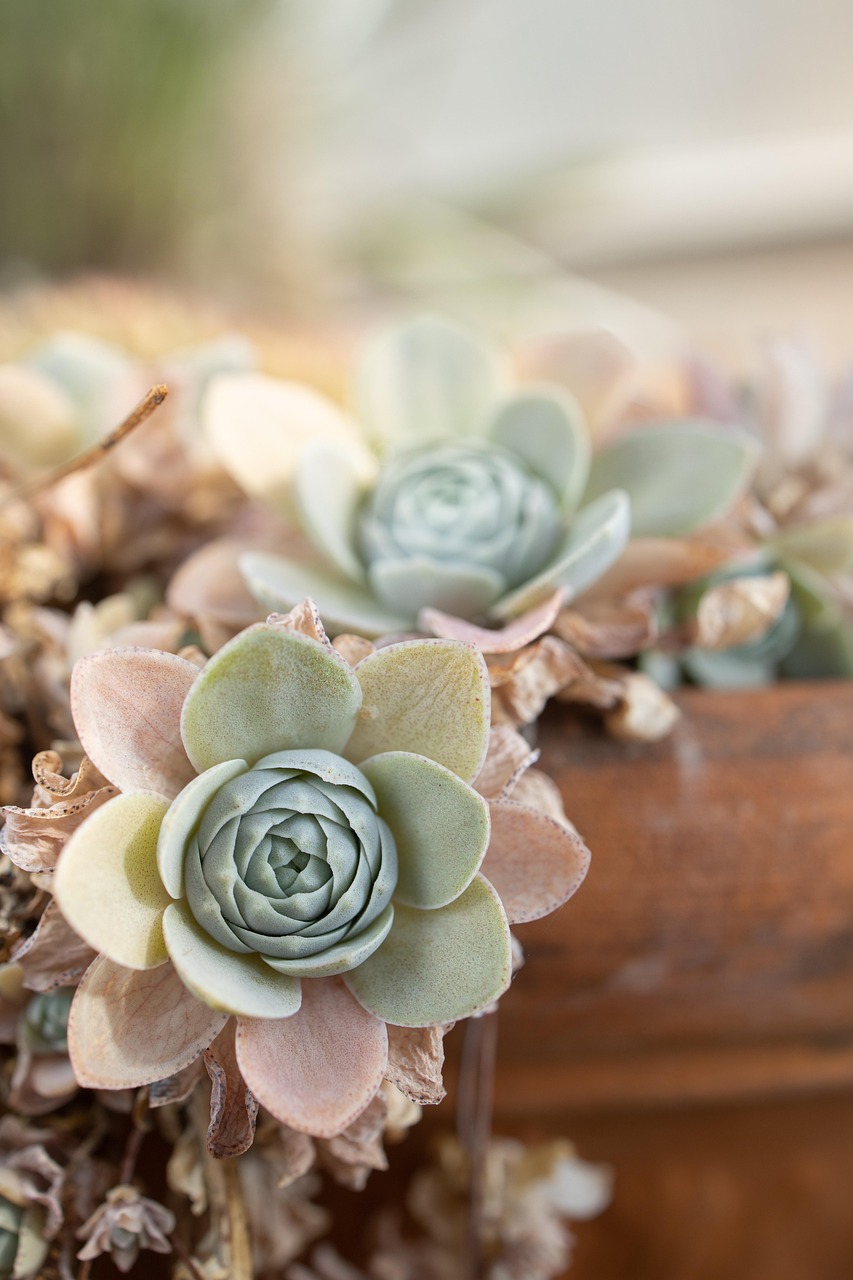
457, 1008, 499, 1280
1, 383, 169, 509
171, 1235, 209, 1280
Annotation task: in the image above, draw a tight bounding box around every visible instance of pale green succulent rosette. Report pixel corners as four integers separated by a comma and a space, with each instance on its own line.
205, 315, 759, 637
51, 617, 522, 1135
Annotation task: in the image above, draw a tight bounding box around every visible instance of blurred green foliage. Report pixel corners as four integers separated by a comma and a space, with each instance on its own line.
0, 0, 267, 278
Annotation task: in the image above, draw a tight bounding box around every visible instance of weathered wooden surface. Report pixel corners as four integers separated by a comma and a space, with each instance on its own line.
490, 681, 853, 1112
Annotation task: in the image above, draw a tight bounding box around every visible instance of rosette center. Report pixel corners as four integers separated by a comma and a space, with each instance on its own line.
176, 749, 398, 976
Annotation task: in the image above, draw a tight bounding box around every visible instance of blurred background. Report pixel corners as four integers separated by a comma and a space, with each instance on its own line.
3, 0, 853, 368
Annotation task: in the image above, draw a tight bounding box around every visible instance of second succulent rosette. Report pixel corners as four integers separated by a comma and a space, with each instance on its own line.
204, 316, 758, 642
50, 608, 588, 1137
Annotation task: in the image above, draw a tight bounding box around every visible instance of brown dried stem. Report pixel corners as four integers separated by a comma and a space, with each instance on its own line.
1, 383, 169, 508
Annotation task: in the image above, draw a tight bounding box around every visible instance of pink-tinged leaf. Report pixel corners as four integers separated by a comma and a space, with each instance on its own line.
204, 1023, 258, 1159
473, 726, 538, 800
71, 648, 199, 798
583, 536, 737, 599
419, 588, 564, 654
166, 537, 264, 654
68, 956, 227, 1090
2, 784, 117, 874
11, 901, 96, 992
386, 1024, 447, 1105
483, 799, 590, 924
236, 978, 387, 1139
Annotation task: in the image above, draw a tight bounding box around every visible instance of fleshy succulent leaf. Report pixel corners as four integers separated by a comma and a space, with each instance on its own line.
162, 902, 303, 1018
55, 793, 171, 970
71, 648, 199, 799
181, 624, 362, 771
488, 387, 591, 511
361, 751, 490, 909
354, 315, 505, 453
584, 421, 759, 536
491, 489, 631, 619
367, 557, 504, 620
346, 640, 490, 784
260, 905, 395, 978
157, 759, 248, 899
67, 956, 226, 1089
204, 373, 371, 516
344, 874, 512, 1027
240, 551, 412, 638
235, 977, 387, 1138
293, 440, 373, 583
769, 517, 853, 577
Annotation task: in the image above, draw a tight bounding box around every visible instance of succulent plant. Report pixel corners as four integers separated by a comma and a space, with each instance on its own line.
19, 989, 73, 1057
205, 316, 757, 637
0, 1189, 47, 1280
51, 606, 588, 1137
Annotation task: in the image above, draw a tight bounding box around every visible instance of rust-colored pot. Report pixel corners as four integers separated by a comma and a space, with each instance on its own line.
493, 681, 853, 1114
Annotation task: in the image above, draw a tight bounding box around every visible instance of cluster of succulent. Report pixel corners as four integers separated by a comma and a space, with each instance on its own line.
0, 291, 850, 1278
663, 337, 853, 685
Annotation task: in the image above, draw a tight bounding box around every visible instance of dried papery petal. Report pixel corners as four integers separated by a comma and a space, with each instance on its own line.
11, 901, 96, 992
167, 537, 265, 653
488, 637, 586, 727
603, 672, 681, 742
419, 589, 564, 655
473, 726, 538, 800
68, 956, 227, 1089
693, 572, 790, 651
30, 751, 107, 803
482, 801, 590, 925
204, 1023, 259, 1159
2, 783, 117, 873
71, 648, 198, 798
266, 599, 335, 650
385, 1024, 447, 1106
236, 978, 388, 1139
318, 1093, 388, 1190
332, 634, 375, 667
149, 1058, 205, 1108
76, 1185, 175, 1273
554, 596, 657, 659
276, 1127, 317, 1186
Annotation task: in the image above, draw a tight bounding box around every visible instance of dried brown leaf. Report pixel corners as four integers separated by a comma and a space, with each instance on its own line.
693, 572, 790, 651
604, 672, 681, 742
2, 783, 117, 873
488, 637, 587, 726
204, 1023, 259, 1160
385, 1025, 447, 1107
11, 900, 96, 991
